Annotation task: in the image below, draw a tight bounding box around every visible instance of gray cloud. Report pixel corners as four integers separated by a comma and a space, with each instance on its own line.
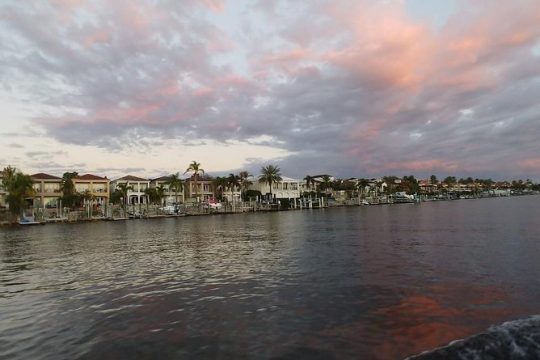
1, 0, 540, 180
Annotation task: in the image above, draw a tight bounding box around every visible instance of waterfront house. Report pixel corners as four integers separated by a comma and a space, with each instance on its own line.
150, 176, 185, 205
419, 179, 438, 194
111, 175, 150, 205
31, 173, 63, 208
74, 174, 110, 205
185, 175, 215, 202
249, 176, 301, 200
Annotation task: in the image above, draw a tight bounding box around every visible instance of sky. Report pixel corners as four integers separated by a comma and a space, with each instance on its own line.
1, 0, 539, 181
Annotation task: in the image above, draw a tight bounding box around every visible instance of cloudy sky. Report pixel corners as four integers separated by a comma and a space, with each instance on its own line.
1, 0, 539, 180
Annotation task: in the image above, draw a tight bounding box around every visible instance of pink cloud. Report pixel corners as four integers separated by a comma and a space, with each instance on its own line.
518, 158, 540, 170
83, 29, 111, 48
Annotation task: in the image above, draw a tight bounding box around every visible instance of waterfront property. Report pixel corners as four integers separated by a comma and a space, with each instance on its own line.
249, 175, 301, 201
185, 175, 215, 202
30, 173, 63, 208
74, 174, 110, 205
150, 175, 185, 205
111, 175, 150, 205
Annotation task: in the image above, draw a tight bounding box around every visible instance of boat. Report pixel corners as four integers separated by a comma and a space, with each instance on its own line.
18, 215, 45, 225
392, 192, 416, 203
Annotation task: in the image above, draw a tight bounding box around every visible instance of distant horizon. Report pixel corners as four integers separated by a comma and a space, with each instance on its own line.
1, 1, 540, 181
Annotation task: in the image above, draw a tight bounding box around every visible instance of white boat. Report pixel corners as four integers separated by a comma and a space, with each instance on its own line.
392, 192, 416, 203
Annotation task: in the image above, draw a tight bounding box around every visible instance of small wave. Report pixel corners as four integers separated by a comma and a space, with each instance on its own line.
406, 315, 540, 359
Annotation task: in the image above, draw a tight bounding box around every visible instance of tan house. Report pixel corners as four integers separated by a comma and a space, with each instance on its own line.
31, 173, 63, 208
111, 175, 150, 205
185, 175, 215, 202
74, 174, 110, 205
150, 175, 185, 205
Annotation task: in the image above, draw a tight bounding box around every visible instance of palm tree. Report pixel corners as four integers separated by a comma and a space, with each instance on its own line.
155, 185, 166, 206
227, 173, 241, 206
212, 176, 227, 201
320, 175, 333, 195
258, 165, 282, 201
116, 183, 133, 206
2, 166, 34, 219
144, 187, 158, 205
166, 173, 184, 204
239, 171, 252, 201
303, 175, 315, 194
184, 161, 204, 202
60, 172, 79, 209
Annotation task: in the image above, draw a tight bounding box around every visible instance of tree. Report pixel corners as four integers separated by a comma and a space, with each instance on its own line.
303, 175, 315, 194
239, 171, 252, 201
2, 166, 34, 218
401, 175, 419, 194
212, 176, 227, 201
430, 175, 438, 185
116, 183, 133, 205
144, 187, 158, 205
110, 189, 123, 205
443, 176, 457, 186
155, 185, 166, 206
320, 175, 333, 194
60, 172, 80, 208
227, 173, 241, 205
166, 173, 184, 204
258, 165, 282, 200
184, 161, 204, 202
81, 190, 94, 204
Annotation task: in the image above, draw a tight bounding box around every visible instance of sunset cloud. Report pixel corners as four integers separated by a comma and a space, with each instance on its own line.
1, 0, 539, 179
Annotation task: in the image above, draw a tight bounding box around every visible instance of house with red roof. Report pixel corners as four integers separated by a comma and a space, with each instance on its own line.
74, 174, 110, 205
31, 173, 63, 208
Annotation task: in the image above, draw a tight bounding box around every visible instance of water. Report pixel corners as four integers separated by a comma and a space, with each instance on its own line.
1, 196, 539, 359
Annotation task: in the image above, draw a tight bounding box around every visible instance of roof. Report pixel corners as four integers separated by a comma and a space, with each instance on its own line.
76, 174, 109, 181
248, 175, 300, 182
31, 173, 62, 180
186, 174, 213, 181
150, 175, 171, 182
115, 175, 149, 182
280, 176, 300, 182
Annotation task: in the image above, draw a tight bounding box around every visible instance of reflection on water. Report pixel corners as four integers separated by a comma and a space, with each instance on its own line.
1, 196, 539, 359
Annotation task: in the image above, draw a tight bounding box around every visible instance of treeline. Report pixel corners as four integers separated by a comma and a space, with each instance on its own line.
303, 174, 540, 195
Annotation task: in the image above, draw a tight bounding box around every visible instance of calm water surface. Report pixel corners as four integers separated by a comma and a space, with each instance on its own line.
1, 196, 539, 359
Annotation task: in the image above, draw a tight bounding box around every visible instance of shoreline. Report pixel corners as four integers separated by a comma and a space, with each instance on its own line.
1, 193, 537, 228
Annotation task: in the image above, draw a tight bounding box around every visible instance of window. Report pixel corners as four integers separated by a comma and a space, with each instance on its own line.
75, 184, 89, 192
291, 183, 298, 190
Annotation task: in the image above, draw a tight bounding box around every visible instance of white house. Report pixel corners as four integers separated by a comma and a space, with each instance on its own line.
149, 175, 185, 205
111, 175, 150, 205
249, 176, 301, 200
